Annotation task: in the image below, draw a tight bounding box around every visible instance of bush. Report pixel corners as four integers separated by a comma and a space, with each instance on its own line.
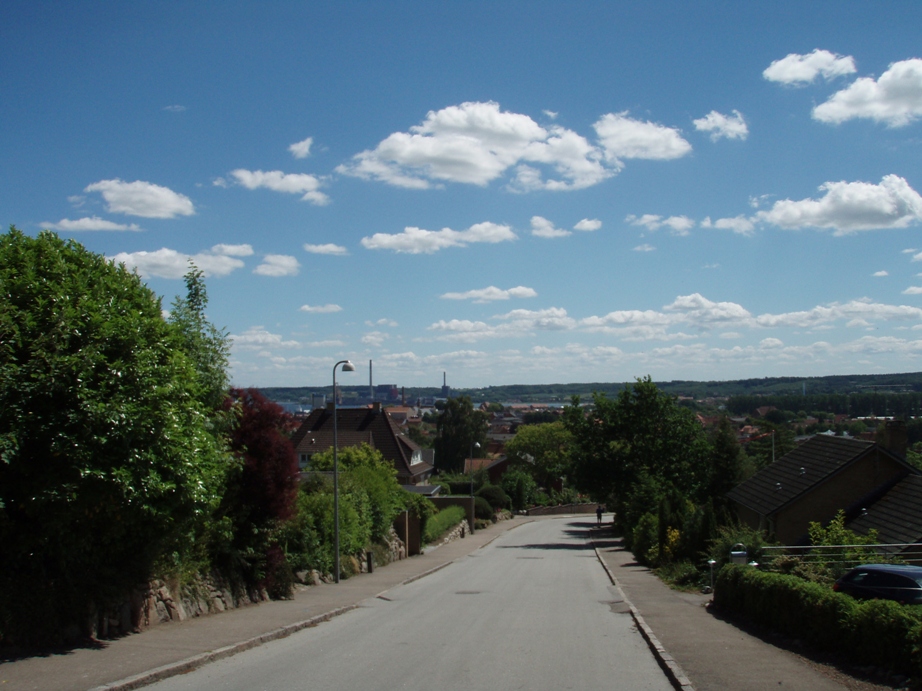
500, 468, 537, 511
474, 496, 494, 519
715, 564, 922, 675
476, 484, 510, 510
423, 506, 467, 543
632, 512, 659, 566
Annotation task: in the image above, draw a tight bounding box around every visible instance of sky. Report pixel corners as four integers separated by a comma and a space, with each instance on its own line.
3, 2, 922, 389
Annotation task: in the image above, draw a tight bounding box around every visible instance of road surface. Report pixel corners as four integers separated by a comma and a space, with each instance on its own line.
147, 517, 672, 691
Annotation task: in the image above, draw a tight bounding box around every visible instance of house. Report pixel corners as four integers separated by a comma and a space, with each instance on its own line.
291, 402, 434, 485
727, 426, 917, 544
846, 474, 922, 556
464, 454, 512, 485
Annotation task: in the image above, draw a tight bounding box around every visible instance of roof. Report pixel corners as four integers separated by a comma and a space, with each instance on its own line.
848, 474, 922, 547
726, 435, 892, 518
291, 406, 432, 482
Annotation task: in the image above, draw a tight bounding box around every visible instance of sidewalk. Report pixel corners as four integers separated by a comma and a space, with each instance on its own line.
0, 518, 528, 691
592, 529, 881, 691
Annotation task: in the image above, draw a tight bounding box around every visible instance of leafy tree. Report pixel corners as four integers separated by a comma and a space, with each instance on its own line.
168, 265, 230, 412
432, 396, 488, 473
563, 377, 711, 537
743, 421, 795, 470
707, 416, 744, 513
500, 467, 538, 511
213, 389, 300, 588
0, 228, 229, 642
504, 421, 573, 489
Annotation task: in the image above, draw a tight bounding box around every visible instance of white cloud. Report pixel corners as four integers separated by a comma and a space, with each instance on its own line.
109, 244, 248, 278
873, 270, 889, 277
813, 59, 922, 127
693, 110, 748, 141
366, 318, 398, 328
756, 175, 922, 234
634, 243, 656, 252
230, 326, 300, 351
211, 244, 254, 257
627, 214, 694, 236
664, 293, 753, 329
337, 101, 610, 191
163, 105, 186, 112
289, 136, 314, 158
701, 215, 756, 236
763, 49, 857, 85
84, 179, 195, 218
230, 169, 329, 205
361, 221, 516, 254
42, 216, 141, 231
593, 111, 692, 164
299, 304, 342, 313
441, 286, 538, 303
304, 243, 349, 256
754, 298, 922, 328
903, 286, 922, 295
574, 218, 602, 232
362, 331, 389, 347
543, 110, 558, 120
530, 216, 570, 238
254, 254, 300, 277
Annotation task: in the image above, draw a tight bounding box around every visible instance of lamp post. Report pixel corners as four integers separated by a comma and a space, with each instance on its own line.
469, 441, 480, 535
332, 359, 355, 584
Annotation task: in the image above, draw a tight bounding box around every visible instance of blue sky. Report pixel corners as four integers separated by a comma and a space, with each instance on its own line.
4, 2, 922, 388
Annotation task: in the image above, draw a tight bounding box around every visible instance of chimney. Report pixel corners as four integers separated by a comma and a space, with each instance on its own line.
880, 419, 908, 458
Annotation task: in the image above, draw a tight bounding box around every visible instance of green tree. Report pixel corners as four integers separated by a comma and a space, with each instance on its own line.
168, 265, 230, 412
504, 421, 573, 489
563, 377, 711, 537
707, 416, 744, 513
0, 228, 230, 643
432, 396, 488, 473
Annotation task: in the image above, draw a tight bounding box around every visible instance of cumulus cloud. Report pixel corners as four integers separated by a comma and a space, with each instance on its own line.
361, 221, 516, 254
362, 331, 389, 347
337, 101, 612, 192
627, 214, 695, 236
230, 169, 329, 205
754, 298, 922, 328
755, 175, 922, 234
299, 304, 343, 313
42, 216, 141, 231
163, 105, 186, 112
903, 286, 922, 295
693, 110, 749, 141
230, 326, 300, 351
762, 49, 857, 85
440, 286, 538, 303
634, 244, 656, 252
109, 244, 249, 278
813, 59, 922, 127
873, 270, 889, 277
254, 254, 300, 277
211, 244, 254, 257
574, 218, 602, 232
304, 243, 349, 256
427, 307, 576, 342
289, 136, 313, 158
530, 216, 570, 238
701, 215, 756, 236
593, 112, 692, 164
84, 179, 195, 218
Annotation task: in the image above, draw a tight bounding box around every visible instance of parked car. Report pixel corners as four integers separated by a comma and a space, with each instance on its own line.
833, 564, 922, 604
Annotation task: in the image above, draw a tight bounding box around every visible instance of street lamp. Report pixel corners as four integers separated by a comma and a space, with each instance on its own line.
332, 359, 355, 584
469, 441, 480, 535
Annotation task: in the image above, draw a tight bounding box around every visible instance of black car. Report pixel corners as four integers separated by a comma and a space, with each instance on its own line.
833, 564, 922, 604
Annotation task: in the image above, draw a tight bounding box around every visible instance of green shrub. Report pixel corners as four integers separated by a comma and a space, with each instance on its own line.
423, 506, 467, 543
632, 512, 659, 566
500, 468, 537, 511
476, 484, 510, 510
474, 496, 494, 519
715, 564, 922, 675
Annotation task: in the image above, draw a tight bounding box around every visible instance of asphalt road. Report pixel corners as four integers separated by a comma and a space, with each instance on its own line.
145, 518, 673, 691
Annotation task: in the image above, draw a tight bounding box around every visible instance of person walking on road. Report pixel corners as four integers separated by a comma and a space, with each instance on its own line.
596, 505, 603, 526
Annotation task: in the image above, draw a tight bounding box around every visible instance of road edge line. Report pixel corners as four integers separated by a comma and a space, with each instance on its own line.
592, 539, 696, 691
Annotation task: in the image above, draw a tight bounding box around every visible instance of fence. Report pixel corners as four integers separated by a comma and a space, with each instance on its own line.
752, 543, 922, 577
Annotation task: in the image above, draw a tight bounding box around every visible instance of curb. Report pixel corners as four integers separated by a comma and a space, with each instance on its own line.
592, 538, 696, 691
88, 605, 357, 691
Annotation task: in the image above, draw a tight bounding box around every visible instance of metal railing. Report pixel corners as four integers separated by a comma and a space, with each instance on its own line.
755, 543, 922, 573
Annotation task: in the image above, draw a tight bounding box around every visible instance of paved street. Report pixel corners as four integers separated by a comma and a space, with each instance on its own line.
145, 519, 672, 691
